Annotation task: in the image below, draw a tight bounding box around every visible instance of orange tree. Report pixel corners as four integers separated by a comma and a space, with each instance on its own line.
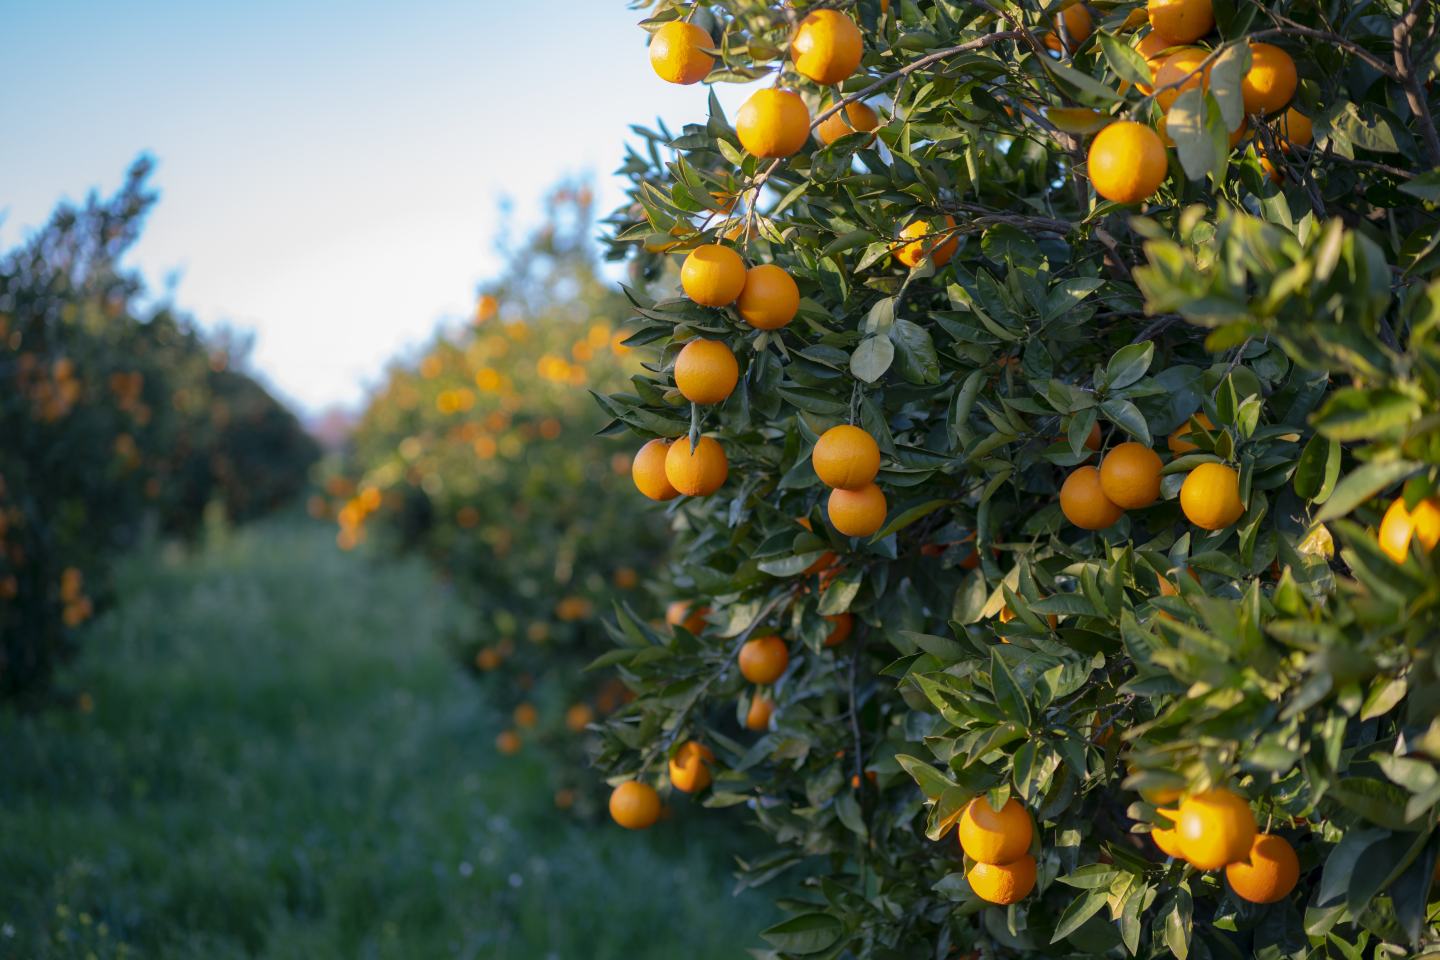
336, 186, 668, 801
594, 0, 1440, 955
0, 160, 318, 703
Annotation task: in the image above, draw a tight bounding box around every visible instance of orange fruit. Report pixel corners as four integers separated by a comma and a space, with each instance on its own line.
1151, 808, 1185, 858
1133, 30, 1178, 93
681, 244, 746, 307
1167, 412, 1215, 453
1088, 121, 1168, 204
1180, 463, 1245, 530
1154, 47, 1210, 113
1175, 787, 1257, 870
1084, 422, 1103, 452
1099, 442, 1164, 509
565, 703, 594, 732
513, 702, 538, 729
1242, 43, 1297, 115
632, 439, 679, 501
665, 435, 729, 496
1225, 833, 1300, 902
739, 634, 790, 684
495, 730, 522, 755
674, 338, 739, 404
609, 780, 662, 829
958, 797, 1033, 865
828, 483, 887, 537
823, 612, 854, 647
967, 855, 1037, 905
997, 605, 1059, 629
738, 264, 800, 329
554, 788, 576, 810
736, 89, 811, 158
745, 693, 775, 730
1279, 108, 1312, 150
475, 647, 502, 671
669, 741, 716, 793
648, 21, 715, 85
816, 101, 880, 145
1043, 4, 1093, 53
1378, 495, 1440, 564
666, 600, 710, 634
1060, 466, 1124, 530
1147, 0, 1213, 43
812, 424, 881, 489
893, 215, 958, 268
791, 10, 864, 85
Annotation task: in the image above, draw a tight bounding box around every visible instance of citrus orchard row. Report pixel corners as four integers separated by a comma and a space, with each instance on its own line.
331, 187, 671, 811
589, 0, 1440, 955
0, 161, 317, 702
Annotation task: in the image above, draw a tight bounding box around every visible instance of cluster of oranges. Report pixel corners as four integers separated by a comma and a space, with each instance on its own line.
1086, 0, 1309, 204
1147, 786, 1299, 904
958, 798, 1038, 905
1059, 416, 1245, 534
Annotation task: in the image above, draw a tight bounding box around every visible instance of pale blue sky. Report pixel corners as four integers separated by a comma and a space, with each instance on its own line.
1, 0, 751, 412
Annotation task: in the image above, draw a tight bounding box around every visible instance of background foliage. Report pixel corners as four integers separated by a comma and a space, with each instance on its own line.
0, 160, 318, 703
594, 0, 1440, 957
333, 185, 671, 809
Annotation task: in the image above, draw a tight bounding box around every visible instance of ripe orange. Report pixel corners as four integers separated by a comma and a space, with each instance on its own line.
1167, 412, 1215, 453
1180, 463, 1245, 530
674, 339, 739, 405
745, 693, 774, 730
1133, 30, 1178, 93
565, 702, 594, 732
893, 215, 958, 268
739, 634, 790, 684
666, 600, 710, 634
648, 21, 715, 85
513, 702, 538, 729
997, 605, 1059, 629
1059, 466, 1124, 530
738, 264, 800, 329
1043, 4, 1093, 53
1279, 108, 1313, 150
812, 424, 881, 489
1175, 787, 1257, 870
632, 438, 679, 501
1099, 442, 1164, 509
828, 483, 887, 537
1154, 47, 1210, 113
1378, 495, 1440, 564
610, 780, 662, 829
1151, 808, 1185, 858
669, 741, 716, 793
1147, 0, 1213, 43
681, 244, 747, 307
958, 797, 1033, 865
967, 856, 1037, 905
736, 89, 811, 158
791, 10, 864, 85
816, 101, 880, 145
1226, 833, 1300, 903
665, 435, 729, 496
823, 612, 854, 647
475, 647, 502, 671
1089, 121, 1168, 204
1242, 43, 1297, 115
495, 730, 522, 755
1084, 421, 1103, 452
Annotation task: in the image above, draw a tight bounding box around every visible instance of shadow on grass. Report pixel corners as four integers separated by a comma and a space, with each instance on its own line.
0, 518, 778, 959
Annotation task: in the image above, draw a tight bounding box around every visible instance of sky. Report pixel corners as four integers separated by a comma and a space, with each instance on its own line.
0, 0, 752, 414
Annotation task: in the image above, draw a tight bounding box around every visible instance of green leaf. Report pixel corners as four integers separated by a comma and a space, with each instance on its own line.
1100, 397, 1152, 445
851, 335, 895, 383
890, 318, 940, 384
1166, 87, 1213, 182
1098, 31, 1152, 88
1312, 389, 1423, 441
896, 753, 959, 801
1313, 460, 1420, 523
759, 913, 844, 955
1104, 342, 1154, 391
1206, 42, 1251, 135
1051, 887, 1111, 942
1293, 435, 1341, 502
989, 648, 1032, 728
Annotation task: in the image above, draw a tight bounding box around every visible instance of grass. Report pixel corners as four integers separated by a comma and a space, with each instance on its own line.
0, 519, 775, 959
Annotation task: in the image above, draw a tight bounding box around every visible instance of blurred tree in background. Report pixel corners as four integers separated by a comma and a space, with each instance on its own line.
0, 159, 318, 703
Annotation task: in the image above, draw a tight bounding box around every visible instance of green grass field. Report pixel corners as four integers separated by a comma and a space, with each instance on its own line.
0, 520, 775, 959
